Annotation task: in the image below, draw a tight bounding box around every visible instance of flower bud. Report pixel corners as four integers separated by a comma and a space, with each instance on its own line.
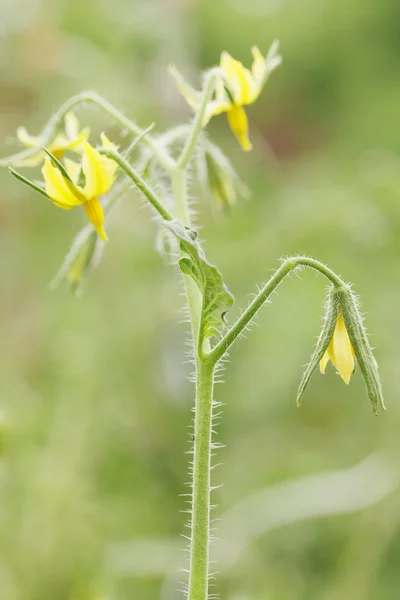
297, 286, 339, 406
50, 227, 104, 295
337, 286, 385, 414
297, 285, 385, 414
197, 142, 249, 212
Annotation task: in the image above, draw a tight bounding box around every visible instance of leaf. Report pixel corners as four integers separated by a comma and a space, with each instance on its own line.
167, 219, 234, 339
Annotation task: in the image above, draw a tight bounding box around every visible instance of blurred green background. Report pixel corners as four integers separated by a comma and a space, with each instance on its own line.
1, 0, 400, 599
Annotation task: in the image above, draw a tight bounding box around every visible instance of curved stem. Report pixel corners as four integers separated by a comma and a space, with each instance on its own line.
0, 91, 175, 171
209, 256, 347, 365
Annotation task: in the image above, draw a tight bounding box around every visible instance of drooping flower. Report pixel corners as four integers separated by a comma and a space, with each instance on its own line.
41, 134, 117, 240
16, 112, 89, 167
198, 141, 248, 212
320, 311, 355, 384
170, 41, 282, 151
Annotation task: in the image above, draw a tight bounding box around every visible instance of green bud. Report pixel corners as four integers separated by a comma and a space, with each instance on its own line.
297, 286, 340, 406
338, 286, 385, 415
197, 141, 249, 212
50, 226, 104, 295
297, 284, 385, 415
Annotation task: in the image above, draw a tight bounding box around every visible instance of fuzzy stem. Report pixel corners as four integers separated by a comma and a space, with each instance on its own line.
176, 70, 217, 171
171, 170, 203, 345
169, 72, 219, 600
188, 357, 215, 600
101, 149, 174, 222
210, 256, 347, 365
0, 91, 175, 171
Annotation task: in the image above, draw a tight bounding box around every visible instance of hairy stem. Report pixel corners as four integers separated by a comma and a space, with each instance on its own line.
0, 91, 174, 171
210, 256, 347, 365
171, 170, 203, 345
188, 358, 215, 600
169, 72, 219, 600
176, 70, 217, 171
101, 149, 174, 222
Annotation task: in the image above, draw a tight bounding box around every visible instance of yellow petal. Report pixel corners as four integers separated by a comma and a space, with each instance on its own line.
169, 65, 201, 111
84, 197, 108, 240
319, 337, 335, 374
226, 106, 252, 151
251, 46, 266, 85
64, 112, 80, 139
220, 52, 257, 105
202, 98, 232, 127
82, 142, 117, 199
100, 132, 117, 149
14, 152, 45, 167
41, 158, 82, 209
64, 158, 81, 184
331, 312, 355, 384
265, 39, 283, 74
66, 127, 90, 151
16, 127, 40, 148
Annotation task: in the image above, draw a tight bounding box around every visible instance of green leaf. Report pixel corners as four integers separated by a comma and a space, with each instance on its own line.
167, 220, 234, 339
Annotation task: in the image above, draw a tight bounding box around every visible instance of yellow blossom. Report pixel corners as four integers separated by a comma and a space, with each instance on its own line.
320, 311, 355, 384
170, 41, 281, 151
16, 112, 89, 167
41, 134, 117, 240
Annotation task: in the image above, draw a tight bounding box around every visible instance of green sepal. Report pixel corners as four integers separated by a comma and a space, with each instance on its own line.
50, 225, 103, 295
338, 287, 385, 415
8, 167, 51, 199
42, 146, 72, 181
166, 220, 234, 339
297, 286, 340, 406
42, 146, 87, 203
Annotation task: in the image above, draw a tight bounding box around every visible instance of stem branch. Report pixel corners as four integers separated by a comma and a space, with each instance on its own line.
1, 91, 175, 171
210, 256, 347, 364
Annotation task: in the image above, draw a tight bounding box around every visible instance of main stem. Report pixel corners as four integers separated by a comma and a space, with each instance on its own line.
189, 357, 214, 600
170, 72, 217, 594
171, 169, 214, 600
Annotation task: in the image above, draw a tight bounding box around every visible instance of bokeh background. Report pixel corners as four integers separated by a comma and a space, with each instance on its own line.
1, 0, 400, 599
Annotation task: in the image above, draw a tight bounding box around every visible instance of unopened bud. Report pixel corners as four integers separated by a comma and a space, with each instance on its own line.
197, 142, 248, 212
298, 285, 385, 414
338, 286, 385, 414
50, 227, 104, 295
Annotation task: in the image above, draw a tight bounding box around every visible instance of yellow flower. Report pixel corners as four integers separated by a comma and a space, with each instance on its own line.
42, 134, 117, 240
170, 41, 281, 151
16, 112, 89, 167
320, 311, 355, 384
